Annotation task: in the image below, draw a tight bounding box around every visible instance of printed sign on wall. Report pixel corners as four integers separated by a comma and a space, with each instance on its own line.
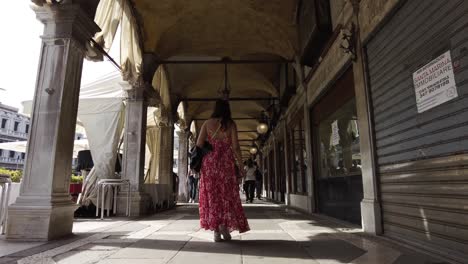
331, 120, 340, 146
413, 50, 458, 113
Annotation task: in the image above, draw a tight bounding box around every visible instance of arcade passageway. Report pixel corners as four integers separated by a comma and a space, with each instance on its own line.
0, 201, 446, 264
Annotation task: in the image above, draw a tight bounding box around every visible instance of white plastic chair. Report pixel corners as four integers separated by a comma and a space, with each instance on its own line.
95, 179, 131, 220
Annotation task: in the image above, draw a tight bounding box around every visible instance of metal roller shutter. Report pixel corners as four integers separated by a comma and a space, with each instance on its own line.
366, 0, 468, 261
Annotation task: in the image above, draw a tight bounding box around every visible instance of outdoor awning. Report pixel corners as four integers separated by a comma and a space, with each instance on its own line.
0, 139, 89, 158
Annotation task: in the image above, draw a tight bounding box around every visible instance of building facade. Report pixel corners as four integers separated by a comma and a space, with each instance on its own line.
0, 102, 30, 170
259, 0, 468, 262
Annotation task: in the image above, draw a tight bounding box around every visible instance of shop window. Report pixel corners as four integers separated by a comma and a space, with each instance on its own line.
290, 112, 308, 194
317, 99, 361, 179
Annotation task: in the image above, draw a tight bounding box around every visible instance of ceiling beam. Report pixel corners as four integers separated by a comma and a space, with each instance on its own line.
193, 117, 257, 121
156, 59, 292, 64
182, 97, 278, 102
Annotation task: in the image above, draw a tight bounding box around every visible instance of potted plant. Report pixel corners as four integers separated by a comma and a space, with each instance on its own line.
69, 174, 83, 195
0, 167, 22, 182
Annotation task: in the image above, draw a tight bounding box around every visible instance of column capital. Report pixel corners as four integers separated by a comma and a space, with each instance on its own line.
154, 105, 174, 128
126, 88, 146, 101
176, 120, 189, 132
32, 0, 100, 50
176, 129, 189, 137
124, 78, 161, 107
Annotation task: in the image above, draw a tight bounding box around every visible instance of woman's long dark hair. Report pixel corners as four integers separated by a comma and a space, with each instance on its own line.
246, 159, 254, 168
211, 99, 232, 130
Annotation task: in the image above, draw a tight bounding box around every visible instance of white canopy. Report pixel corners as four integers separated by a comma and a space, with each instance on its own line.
0, 139, 89, 158
22, 72, 159, 127
20, 71, 163, 207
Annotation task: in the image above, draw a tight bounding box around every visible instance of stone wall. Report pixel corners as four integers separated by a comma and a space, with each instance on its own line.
359, 0, 403, 43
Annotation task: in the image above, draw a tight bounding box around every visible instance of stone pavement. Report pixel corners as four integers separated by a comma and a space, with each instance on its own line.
0, 201, 449, 264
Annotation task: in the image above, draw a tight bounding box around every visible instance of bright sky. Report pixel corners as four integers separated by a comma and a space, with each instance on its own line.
0, 1, 119, 111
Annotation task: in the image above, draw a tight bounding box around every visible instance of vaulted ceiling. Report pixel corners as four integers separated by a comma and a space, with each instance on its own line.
132, 0, 300, 158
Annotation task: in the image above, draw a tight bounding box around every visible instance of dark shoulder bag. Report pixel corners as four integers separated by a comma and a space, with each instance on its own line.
189, 123, 221, 172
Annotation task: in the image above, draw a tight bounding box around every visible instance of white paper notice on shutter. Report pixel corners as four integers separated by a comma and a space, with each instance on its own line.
331, 120, 340, 146
413, 50, 458, 113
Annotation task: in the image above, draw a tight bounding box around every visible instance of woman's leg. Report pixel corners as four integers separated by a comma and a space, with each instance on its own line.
194, 178, 199, 201
188, 176, 195, 201
243, 183, 249, 201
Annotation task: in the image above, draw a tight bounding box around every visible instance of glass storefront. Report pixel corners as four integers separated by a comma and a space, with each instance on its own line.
317, 99, 361, 179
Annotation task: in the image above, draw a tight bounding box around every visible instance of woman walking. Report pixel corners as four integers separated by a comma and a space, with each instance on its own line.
196, 99, 250, 242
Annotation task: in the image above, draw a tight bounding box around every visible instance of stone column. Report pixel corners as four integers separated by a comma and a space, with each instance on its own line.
7, 1, 100, 240
272, 134, 280, 201
266, 144, 272, 199
156, 123, 175, 207
282, 121, 291, 206
157, 124, 173, 185
119, 88, 151, 216
303, 101, 316, 213
177, 130, 189, 202
351, 1, 383, 235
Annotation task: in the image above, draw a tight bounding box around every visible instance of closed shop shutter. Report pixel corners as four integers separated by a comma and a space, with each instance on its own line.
366, 0, 468, 261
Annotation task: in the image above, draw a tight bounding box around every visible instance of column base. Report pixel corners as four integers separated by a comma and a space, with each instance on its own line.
116, 191, 152, 216
6, 198, 77, 241
360, 198, 383, 235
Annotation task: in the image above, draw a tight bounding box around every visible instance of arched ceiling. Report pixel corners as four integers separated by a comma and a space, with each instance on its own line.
132, 0, 299, 153
134, 0, 298, 59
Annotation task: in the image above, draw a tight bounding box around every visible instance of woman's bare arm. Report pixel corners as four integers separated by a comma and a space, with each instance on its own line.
196, 122, 208, 148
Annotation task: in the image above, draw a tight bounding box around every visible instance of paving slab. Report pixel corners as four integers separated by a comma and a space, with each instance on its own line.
0, 202, 450, 264
107, 234, 189, 261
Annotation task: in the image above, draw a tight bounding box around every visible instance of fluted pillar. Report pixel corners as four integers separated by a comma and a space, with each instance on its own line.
156, 123, 175, 207
119, 87, 151, 216
177, 130, 189, 202
7, 1, 100, 240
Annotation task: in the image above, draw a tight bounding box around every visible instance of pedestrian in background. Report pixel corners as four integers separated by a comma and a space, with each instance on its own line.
188, 168, 199, 203
243, 159, 256, 203
254, 162, 263, 200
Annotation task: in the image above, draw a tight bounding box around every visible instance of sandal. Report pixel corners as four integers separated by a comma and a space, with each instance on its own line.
219, 225, 232, 241
214, 231, 222, 242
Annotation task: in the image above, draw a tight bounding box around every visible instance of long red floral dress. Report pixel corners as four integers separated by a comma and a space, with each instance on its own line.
199, 129, 250, 233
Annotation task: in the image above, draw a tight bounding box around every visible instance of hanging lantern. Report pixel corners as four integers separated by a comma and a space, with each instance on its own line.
256, 123, 269, 134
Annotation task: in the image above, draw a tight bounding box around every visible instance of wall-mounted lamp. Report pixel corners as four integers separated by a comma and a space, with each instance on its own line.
340, 23, 357, 61
256, 111, 269, 135
249, 146, 258, 155
256, 123, 268, 135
